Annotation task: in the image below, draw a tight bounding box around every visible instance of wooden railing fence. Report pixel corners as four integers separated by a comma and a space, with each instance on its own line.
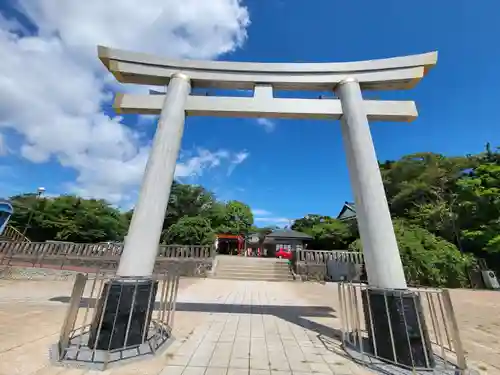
296, 249, 364, 264
2, 225, 31, 242
0, 241, 214, 270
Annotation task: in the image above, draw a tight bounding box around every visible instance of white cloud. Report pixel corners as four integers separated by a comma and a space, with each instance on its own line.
251, 208, 292, 227
252, 208, 271, 216
0, 0, 250, 203
254, 217, 291, 225
226, 150, 249, 176
69, 147, 244, 203
0, 132, 8, 156
255, 118, 276, 132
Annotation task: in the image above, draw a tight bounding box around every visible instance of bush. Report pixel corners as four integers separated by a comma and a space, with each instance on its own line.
164, 216, 215, 245
348, 219, 474, 288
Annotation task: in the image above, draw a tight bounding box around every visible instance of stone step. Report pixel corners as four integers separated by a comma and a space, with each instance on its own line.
215, 256, 288, 263
216, 272, 291, 280
216, 258, 289, 264
213, 255, 293, 281
214, 268, 292, 277
216, 264, 289, 271
215, 267, 290, 275
216, 262, 289, 267
213, 272, 293, 281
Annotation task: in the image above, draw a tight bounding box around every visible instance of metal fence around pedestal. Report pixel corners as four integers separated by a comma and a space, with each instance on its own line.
337, 282, 467, 374
51, 266, 180, 370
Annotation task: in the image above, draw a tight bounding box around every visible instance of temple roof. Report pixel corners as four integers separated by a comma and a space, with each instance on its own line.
337, 201, 356, 220
265, 229, 313, 240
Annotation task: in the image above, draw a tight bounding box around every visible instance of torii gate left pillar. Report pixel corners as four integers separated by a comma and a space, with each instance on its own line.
117, 73, 191, 277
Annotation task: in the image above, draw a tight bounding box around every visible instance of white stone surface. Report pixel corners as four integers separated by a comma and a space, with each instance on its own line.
117, 74, 191, 278
162, 279, 370, 375
337, 78, 407, 289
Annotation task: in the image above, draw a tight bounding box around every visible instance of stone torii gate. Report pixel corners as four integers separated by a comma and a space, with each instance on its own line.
95, 45, 437, 365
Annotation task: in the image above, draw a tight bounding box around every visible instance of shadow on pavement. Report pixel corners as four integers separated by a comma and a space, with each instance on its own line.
49, 296, 342, 340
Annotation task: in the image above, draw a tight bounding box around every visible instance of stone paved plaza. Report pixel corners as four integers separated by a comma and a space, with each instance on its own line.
0, 274, 499, 375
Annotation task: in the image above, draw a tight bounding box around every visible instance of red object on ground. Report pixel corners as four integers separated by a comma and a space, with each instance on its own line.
275, 248, 292, 260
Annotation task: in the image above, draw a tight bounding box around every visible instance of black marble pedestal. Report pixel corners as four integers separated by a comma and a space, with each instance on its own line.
88, 279, 158, 351
361, 288, 435, 368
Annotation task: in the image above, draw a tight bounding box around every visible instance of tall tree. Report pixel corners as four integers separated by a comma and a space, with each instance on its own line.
349, 219, 473, 288
213, 200, 253, 235
164, 216, 215, 245
164, 182, 215, 228
292, 214, 355, 249
9, 194, 128, 243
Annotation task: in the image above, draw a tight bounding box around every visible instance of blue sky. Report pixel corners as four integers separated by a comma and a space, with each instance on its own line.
0, 0, 499, 227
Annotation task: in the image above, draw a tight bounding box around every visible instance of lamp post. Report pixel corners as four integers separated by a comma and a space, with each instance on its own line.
22, 187, 45, 237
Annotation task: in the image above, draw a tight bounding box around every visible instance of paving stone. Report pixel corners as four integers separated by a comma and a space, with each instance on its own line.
209, 345, 232, 368
168, 355, 192, 367
227, 369, 250, 375
229, 358, 249, 369
250, 358, 270, 370
205, 368, 228, 375
308, 363, 333, 374
182, 367, 207, 375
302, 353, 324, 363
219, 333, 237, 342
189, 355, 213, 367
271, 371, 292, 375
287, 361, 311, 373
290, 372, 314, 375
250, 370, 271, 375
268, 358, 290, 372
159, 366, 186, 375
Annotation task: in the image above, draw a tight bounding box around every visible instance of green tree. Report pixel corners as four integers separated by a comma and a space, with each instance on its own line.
308, 219, 353, 249
381, 152, 475, 221
9, 194, 128, 243
292, 214, 355, 249
211, 200, 253, 235
249, 225, 278, 236
291, 214, 329, 233
164, 182, 215, 228
164, 216, 215, 245
455, 162, 500, 254
349, 220, 473, 287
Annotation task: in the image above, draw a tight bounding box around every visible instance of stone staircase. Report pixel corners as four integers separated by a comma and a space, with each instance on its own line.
212, 255, 294, 281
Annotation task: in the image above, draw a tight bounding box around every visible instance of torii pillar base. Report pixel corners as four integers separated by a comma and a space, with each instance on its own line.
362, 288, 435, 368
88, 279, 158, 351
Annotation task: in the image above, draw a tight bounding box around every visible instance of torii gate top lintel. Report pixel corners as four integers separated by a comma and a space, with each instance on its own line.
98, 45, 437, 91
99, 45, 437, 121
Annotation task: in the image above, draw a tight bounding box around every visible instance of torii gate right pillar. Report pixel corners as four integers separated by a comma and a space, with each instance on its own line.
336, 78, 434, 368
336, 77, 406, 289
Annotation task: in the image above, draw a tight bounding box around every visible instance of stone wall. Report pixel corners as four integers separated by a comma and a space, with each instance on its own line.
295, 260, 363, 282
0, 259, 213, 280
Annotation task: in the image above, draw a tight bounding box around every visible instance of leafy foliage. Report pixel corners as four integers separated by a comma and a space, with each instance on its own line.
292, 215, 354, 249
291, 143, 500, 286
164, 216, 215, 245
348, 220, 474, 288
380, 144, 500, 260
8, 185, 255, 246
9, 195, 128, 243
